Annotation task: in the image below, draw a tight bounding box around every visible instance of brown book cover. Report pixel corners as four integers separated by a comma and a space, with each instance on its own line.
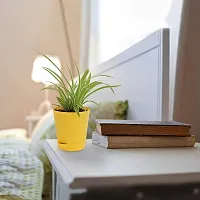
96, 119, 191, 136
92, 131, 195, 149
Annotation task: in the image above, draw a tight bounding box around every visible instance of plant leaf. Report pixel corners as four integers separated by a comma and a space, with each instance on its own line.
80, 69, 90, 85
92, 74, 114, 79
83, 85, 120, 101
34, 50, 121, 116
43, 67, 66, 88
34, 50, 73, 90
66, 64, 75, 89
83, 100, 100, 107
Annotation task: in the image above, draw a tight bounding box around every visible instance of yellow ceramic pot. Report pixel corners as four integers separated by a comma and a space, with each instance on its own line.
53, 107, 90, 151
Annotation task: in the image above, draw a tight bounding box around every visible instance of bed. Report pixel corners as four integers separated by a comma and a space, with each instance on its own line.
0, 139, 44, 200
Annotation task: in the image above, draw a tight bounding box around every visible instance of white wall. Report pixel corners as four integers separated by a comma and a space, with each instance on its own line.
0, 0, 81, 129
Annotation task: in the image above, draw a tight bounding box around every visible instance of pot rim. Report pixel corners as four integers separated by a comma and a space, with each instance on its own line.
53, 106, 90, 113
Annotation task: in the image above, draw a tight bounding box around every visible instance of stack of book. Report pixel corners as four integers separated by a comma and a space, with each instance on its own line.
92, 119, 196, 149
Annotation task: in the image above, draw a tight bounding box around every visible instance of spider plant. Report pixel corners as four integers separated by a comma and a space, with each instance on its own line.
40, 53, 120, 116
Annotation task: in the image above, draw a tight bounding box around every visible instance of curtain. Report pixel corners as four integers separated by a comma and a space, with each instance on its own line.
173, 0, 200, 142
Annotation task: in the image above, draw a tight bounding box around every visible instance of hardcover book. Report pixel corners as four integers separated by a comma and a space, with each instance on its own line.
92, 131, 195, 149
96, 119, 191, 136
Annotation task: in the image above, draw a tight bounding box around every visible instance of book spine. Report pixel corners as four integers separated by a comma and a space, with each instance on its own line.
92, 131, 195, 149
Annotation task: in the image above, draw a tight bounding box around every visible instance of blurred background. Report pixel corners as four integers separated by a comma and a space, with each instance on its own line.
0, 0, 81, 129
1, 0, 200, 141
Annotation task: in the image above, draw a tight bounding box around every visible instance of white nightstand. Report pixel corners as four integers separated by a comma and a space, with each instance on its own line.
44, 139, 200, 200
25, 113, 42, 137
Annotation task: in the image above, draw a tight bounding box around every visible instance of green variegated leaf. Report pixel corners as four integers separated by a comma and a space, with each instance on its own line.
36, 51, 121, 116
84, 100, 100, 107
92, 74, 114, 79
83, 85, 120, 101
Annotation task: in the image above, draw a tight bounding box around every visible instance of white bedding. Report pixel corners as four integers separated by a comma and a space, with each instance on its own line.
0, 128, 27, 140
0, 139, 43, 200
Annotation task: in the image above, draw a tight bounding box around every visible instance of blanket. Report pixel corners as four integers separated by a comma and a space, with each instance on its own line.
0, 139, 44, 200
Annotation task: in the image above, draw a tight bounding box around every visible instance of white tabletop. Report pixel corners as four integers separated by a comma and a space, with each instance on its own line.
44, 139, 200, 189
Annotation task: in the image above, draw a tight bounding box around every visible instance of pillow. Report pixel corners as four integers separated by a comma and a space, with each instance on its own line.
86, 100, 128, 138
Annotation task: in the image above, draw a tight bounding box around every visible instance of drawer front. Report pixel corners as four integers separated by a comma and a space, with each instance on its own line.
70, 183, 200, 200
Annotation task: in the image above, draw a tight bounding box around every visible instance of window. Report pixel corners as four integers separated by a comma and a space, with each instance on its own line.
88, 0, 173, 69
